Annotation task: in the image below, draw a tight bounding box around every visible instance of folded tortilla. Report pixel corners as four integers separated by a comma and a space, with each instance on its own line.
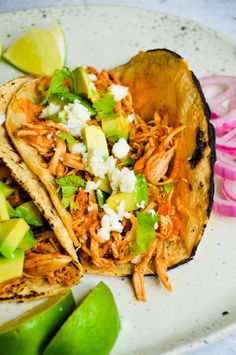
0, 79, 82, 302
4, 50, 215, 281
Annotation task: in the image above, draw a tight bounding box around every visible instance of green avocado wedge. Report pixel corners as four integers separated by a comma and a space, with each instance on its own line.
0, 292, 76, 355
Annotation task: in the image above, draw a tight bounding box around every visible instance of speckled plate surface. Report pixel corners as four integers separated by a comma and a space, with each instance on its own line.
0, 5, 236, 355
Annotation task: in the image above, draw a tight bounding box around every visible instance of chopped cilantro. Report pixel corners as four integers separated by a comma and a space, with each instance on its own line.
57, 131, 77, 146
42, 67, 75, 105
116, 157, 135, 167
163, 182, 175, 193
52, 92, 96, 116
55, 175, 85, 209
131, 211, 158, 254
93, 93, 117, 120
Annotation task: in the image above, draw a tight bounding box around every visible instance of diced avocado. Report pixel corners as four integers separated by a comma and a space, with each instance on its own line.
18, 229, 35, 251
102, 114, 130, 142
6, 201, 17, 218
0, 249, 24, 283
83, 125, 109, 158
107, 174, 148, 212
73, 67, 99, 103
0, 218, 30, 258
0, 181, 14, 198
95, 176, 112, 194
0, 191, 9, 221
15, 201, 43, 227
96, 189, 107, 207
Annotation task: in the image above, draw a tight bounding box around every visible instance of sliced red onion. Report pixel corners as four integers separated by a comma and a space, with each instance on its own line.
214, 151, 236, 180
211, 109, 236, 135
211, 112, 220, 119
200, 75, 236, 217
222, 180, 236, 203
200, 76, 236, 116
213, 197, 236, 217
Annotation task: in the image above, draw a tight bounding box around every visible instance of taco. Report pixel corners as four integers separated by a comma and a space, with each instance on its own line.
5, 50, 215, 300
0, 79, 82, 302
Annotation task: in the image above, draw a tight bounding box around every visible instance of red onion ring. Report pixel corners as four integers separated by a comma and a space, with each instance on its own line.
222, 179, 236, 203
200, 75, 236, 217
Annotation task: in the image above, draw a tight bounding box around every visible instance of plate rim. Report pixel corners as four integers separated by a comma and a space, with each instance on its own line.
0, 5, 236, 354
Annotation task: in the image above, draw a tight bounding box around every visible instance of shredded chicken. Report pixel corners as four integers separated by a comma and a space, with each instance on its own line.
14, 67, 187, 300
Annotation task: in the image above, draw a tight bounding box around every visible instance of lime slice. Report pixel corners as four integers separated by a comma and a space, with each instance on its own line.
0, 291, 75, 355
3, 25, 66, 75
43, 282, 120, 355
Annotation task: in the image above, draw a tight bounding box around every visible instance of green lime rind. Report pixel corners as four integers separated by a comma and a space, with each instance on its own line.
43, 282, 120, 355
2, 25, 66, 75
0, 291, 76, 355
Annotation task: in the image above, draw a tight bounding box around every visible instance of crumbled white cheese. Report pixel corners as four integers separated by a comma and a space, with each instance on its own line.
40, 102, 60, 118
109, 167, 136, 193
62, 99, 91, 136
83, 149, 108, 179
154, 222, 159, 230
47, 134, 52, 139
127, 113, 135, 123
136, 200, 146, 209
97, 202, 130, 241
88, 73, 97, 82
112, 138, 130, 159
116, 200, 131, 220
148, 209, 156, 216
84, 150, 136, 194
87, 205, 94, 211
131, 254, 142, 265
0, 113, 5, 125
70, 142, 87, 154
108, 84, 129, 102
85, 180, 101, 193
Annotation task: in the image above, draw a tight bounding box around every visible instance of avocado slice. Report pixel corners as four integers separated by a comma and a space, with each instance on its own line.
0, 249, 24, 283
18, 229, 35, 251
0, 181, 14, 198
6, 201, 17, 218
15, 201, 43, 227
101, 114, 130, 142
0, 191, 9, 221
95, 176, 112, 194
83, 125, 109, 159
73, 67, 99, 103
0, 218, 30, 259
107, 174, 148, 211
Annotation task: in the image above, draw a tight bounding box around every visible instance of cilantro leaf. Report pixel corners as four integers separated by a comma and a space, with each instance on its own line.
116, 157, 135, 167
57, 131, 77, 146
52, 92, 96, 116
42, 67, 75, 105
163, 182, 175, 193
56, 175, 86, 188
131, 211, 158, 254
55, 175, 86, 209
93, 93, 117, 121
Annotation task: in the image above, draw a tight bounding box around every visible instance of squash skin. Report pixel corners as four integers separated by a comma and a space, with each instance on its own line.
113, 48, 216, 269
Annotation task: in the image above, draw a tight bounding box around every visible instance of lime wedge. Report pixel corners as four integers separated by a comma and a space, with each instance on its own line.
43, 282, 120, 355
3, 25, 66, 75
0, 291, 75, 355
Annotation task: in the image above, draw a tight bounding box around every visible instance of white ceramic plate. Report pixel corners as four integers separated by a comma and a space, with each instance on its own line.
0, 5, 236, 355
